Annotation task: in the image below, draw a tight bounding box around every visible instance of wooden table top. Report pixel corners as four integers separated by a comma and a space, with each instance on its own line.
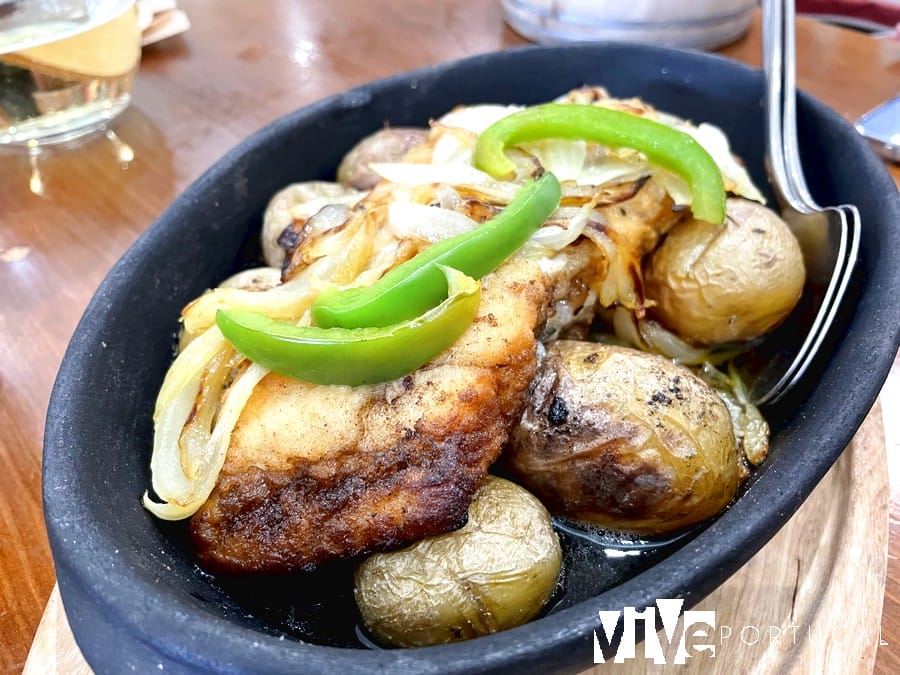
1, 2, 898, 672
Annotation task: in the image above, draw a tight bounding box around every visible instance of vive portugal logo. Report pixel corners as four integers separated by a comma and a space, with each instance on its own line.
593, 598, 716, 665
593, 597, 888, 664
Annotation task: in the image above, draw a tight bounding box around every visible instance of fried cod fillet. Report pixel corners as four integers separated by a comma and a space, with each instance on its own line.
190, 249, 584, 573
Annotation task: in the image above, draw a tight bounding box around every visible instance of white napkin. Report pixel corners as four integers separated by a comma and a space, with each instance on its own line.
137, 0, 190, 46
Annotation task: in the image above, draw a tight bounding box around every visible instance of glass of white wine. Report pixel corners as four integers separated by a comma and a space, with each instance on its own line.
0, 0, 141, 147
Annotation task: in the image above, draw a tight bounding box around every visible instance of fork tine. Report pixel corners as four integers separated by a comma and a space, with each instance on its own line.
757, 206, 859, 405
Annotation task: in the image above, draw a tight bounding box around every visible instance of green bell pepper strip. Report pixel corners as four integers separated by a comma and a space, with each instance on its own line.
473, 103, 726, 225
310, 171, 561, 330
216, 266, 480, 386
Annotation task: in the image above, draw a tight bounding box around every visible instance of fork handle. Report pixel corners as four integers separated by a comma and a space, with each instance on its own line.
762, 0, 820, 212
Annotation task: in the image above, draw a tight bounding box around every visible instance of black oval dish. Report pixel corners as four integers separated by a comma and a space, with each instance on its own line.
44, 43, 900, 674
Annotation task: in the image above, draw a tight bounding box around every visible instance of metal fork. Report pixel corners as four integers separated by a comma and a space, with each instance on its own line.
753, 0, 861, 405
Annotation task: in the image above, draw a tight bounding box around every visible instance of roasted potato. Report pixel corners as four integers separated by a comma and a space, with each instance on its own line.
259, 181, 363, 268
505, 341, 744, 535
353, 476, 562, 647
644, 197, 805, 345
337, 126, 429, 190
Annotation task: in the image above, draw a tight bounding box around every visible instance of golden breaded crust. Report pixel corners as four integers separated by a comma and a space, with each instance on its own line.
190, 258, 554, 574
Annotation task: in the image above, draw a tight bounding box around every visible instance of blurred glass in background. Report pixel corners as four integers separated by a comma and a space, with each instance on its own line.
0, 0, 140, 147
502, 0, 758, 50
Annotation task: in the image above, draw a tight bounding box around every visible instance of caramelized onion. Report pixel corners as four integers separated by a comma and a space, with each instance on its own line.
144, 359, 270, 519
388, 202, 478, 242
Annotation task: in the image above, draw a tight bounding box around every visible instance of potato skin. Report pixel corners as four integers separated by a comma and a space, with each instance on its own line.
644, 198, 805, 345
353, 476, 562, 647
260, 181, 360, 268
505, 341, 744, 535
337, 127, 429, 190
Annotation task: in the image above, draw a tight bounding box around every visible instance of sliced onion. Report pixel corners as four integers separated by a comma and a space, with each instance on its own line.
218, 266, 282, 291
350, 239, 419, 288
526, 205, 591, 253
290, 190, 364, 222
700, 363, 770, 466
154, 326, 227, 419
181, 284, 315, 337
611, 305, 646, 351
265, 180, 363, 223
144, 369, 203, 517
261, 181, 364, 267
430, 127, 476, 166
369, 162, 517, 200
427, 105, 522, 166
369, 163, 524, 206
650, 169, 692, 211
519, 138, 586, 182
177, 344, 241, 478
682, 123, 766, 203
436, 104, 523, 134
576, 156, 647, 188
583, 226, 641, 309
611, 306, 744, 367
637, 316, 714, 365
301, 202, 357, 242
144, 361, 270, 520
308, 206, 379, 284
145, 325, 232, 518
434, 184, 463, 211
388, 201, 479, 242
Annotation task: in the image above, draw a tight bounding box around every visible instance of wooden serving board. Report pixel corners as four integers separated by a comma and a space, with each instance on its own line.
24, 403, 889, 675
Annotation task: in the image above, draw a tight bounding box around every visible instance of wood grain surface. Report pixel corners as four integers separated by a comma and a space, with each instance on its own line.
1, 2, 898, 672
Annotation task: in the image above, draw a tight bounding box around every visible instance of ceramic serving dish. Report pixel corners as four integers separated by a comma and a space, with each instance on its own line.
43, 43, 900, 674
